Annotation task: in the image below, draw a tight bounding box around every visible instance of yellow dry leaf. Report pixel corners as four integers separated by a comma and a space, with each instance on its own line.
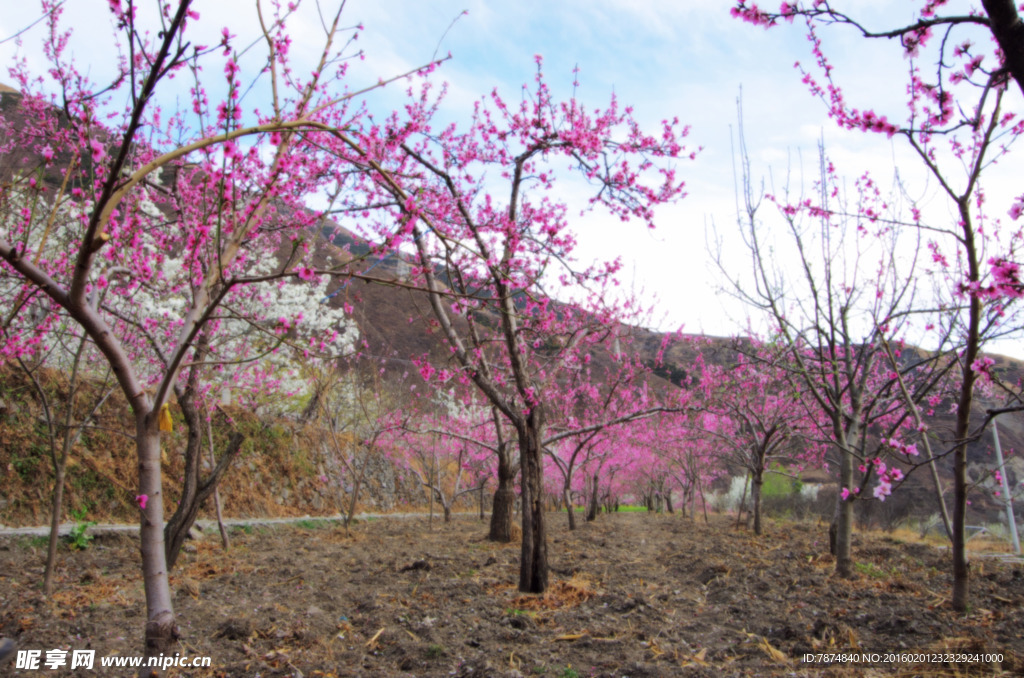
365, 627, 385, 648
555, 633, 586, 641
846, 627, 860, 649
759, 636, 788, 663
683, 647, 710, 667
158, 403, 173, 432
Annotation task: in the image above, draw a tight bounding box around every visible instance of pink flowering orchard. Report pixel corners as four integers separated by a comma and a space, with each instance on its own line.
342, 59, 693, 592
719, 117, 955, 578
0, 0, 695, 662
732, 0, 1024, 611
541, 329, 687, 530
697, 348, 819, 536
0, 0, 443, 668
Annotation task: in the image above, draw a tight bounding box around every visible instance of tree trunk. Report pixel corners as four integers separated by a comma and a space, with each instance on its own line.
564, 486, 576, 530
345, 473, 364, 531
952, 350, 979, 611
164, 392, 201, 568
43, 462, 67, 596
164, 391, 242, 570
518, 413, 548, 593
346, 448, 371, 532
428, 452, 437, 531
164, 430, 242, 568
586, 473, 599, 522
479, 483, 485, 521
981, 0, 1024, 100
22, 346, 97, 597
43, 389, 78, 598
828, 509, 838, 555
926, 444, 953, 542
832, 446, 855, 578
736, 473, 749, 528
952, 444, 970, 610
206, 423, 229, 550
137, 420, 179, 671
949, 201, 982, 613
665, 488, 674, 514
489, 450, 516, 542
700, 479, 709, 524
443, 501, 452, 524
752, 473, 763, 536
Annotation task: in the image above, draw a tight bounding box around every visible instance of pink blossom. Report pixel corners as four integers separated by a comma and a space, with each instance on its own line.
965, 55, 984, 77
971, 356, 996, 384
990, 258, 1022, 298
136, 494, 149, 510
89, 138, 106, 163
1007, 200, 1024, 222
731, 2, 774, 28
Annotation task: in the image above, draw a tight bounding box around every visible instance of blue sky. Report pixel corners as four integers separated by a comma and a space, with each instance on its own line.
3, 1, 1022, 359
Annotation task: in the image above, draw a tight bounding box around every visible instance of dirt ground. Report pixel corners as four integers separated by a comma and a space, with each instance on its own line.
1, 512, 1022, 677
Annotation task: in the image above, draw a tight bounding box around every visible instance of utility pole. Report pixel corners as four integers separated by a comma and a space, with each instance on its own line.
992, 418, 1021, 555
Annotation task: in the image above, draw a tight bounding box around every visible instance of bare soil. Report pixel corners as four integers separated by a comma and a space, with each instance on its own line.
1, 512, 1022, 677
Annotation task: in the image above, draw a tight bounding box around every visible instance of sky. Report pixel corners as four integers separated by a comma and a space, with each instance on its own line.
2, 1, 1022, 360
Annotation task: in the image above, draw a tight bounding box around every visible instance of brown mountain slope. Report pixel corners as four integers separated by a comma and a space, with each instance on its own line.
3, 85, 1022, 527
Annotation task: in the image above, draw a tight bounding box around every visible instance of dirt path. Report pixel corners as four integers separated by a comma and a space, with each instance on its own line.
0, 511, 443, 537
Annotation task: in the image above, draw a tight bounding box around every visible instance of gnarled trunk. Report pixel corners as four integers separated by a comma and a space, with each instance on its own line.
489, 449, 517, 542
164, 392, 242, 570
564, 486, 576, 530
736, 473, 749, 529
518, 412, 548, 593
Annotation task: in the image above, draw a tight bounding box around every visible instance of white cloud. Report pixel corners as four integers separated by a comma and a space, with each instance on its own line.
3, 0, 1021, 359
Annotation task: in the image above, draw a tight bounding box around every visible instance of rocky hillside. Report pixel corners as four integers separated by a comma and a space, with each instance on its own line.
0, 364, 430, 527
1, 85, 1022, 528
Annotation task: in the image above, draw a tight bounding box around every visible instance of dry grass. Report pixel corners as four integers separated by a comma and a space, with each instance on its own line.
870, 524, 1019, 556
510, 573, 597, 611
